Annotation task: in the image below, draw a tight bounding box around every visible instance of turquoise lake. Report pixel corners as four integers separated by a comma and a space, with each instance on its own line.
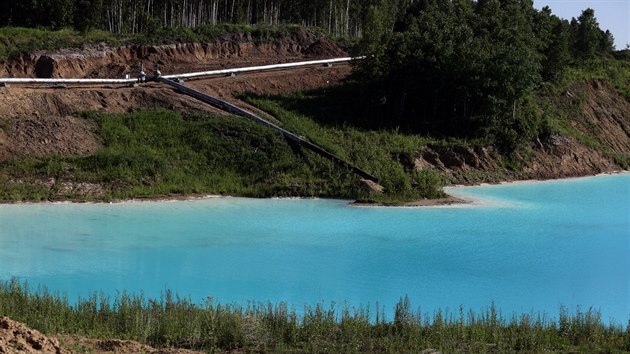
1, 174, 628, 324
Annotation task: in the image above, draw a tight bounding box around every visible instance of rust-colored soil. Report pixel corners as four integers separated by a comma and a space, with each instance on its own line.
0, 316, 203, 354
1, 31, 344, 79
0, 317, 68, 354
414, 79, 630, 184
0, 115, 100, 161
58, 336, 203, 354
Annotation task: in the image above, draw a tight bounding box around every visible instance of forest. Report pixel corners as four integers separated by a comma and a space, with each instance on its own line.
0, 0, 396, 36
352, 0, 617, 150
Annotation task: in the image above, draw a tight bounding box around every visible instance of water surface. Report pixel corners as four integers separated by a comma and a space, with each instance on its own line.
1, 174, 628, 323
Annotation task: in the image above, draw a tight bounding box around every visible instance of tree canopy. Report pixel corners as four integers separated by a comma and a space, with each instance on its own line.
353, 0, 615, 150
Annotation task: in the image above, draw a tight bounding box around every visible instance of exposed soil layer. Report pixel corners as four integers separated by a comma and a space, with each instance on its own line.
0, 317, 201, 354
58, 336, 203, 354
0, 316, 68, 354
0, 115, 100, 161
0, 64, 351, 163
1, 31, 345, 79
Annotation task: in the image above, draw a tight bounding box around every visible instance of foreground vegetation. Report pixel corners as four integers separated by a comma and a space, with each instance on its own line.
1, 279, 628, 353
0, 108, 444, 203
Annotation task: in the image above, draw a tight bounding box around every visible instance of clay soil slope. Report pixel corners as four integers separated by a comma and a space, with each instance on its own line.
0, 32, 351, 163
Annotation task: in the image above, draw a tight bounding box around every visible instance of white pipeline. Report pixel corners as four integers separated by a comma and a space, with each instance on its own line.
0, 57, 361, 85
0, 78, 137, 84
161, 57, 360, 80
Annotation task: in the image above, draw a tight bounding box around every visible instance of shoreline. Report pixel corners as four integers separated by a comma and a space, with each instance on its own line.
446, 169, 630, 189
1, 170, 627, 207
350, 196, 469, 207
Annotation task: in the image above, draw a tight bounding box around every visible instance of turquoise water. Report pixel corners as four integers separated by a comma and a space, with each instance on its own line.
1, 174, 628, 324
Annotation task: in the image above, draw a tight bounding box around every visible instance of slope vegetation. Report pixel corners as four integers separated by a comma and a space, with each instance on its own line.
0, 32, 628, 203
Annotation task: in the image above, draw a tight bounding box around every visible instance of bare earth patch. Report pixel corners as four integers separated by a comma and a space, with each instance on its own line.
0, 115, 100, 162
0, 317, 204, 354
0, 317, 68, 354
58, 336, 203, 354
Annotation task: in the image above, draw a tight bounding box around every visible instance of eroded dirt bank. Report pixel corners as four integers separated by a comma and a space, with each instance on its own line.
0, 316, 201, 354
0, 34, 628, 195
413, 79, 630, 184
0, 31, 345, 79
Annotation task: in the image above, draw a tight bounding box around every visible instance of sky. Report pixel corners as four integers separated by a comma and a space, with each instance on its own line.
534, 0, 630, 49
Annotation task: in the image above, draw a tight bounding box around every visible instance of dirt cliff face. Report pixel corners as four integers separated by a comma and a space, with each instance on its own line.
413, 79, 630, 184
0, 316, 68, 354
571, 79, 630, 155
0, 31, 344, 79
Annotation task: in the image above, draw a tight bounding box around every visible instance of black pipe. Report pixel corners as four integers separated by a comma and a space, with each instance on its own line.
156, 77, 379, 184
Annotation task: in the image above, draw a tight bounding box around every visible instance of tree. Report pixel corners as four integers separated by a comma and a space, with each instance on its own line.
43, 0, 75, 29
355, 0, 543, 145
574, 8, 602, 59
354, 0, 394, 80
74, 0, 103, 32
599, 29, 615, 55
535, 6, 570, 80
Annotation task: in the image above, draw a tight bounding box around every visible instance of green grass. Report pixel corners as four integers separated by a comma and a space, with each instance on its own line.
0, 108, 445, 202
0, 27, 120, 62
562, 59, 630, 101
0, 109, 369, 202
1, 279, 628, 353
242, 91, 447, 201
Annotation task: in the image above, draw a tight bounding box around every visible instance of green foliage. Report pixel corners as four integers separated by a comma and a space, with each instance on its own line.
242, 92, 446, 201
563, 58, 630, 101
0, 279, 627, 353
354, 0, 543, 148
353, 2, 619, 153
0, 0, 396, 38
571, 8, 614, 60
80, 108, 369, 199
0, 107, 446, 203
353, 0, 396, 79
536, 6, 571, 81
0, 27, 119, 62
136, 22, 311, 46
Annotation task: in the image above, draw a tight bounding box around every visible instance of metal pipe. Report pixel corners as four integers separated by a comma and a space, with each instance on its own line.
157, 77, 380, 184
0, 78, 137, 84
0, 57, 362, 85
161, 57, 360, 80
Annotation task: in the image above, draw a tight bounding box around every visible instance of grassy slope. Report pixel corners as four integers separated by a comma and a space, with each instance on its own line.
0, 109, 360, 201
0, 108, 446, 202
536, 58, 630, 169
2, 58, 628, 203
